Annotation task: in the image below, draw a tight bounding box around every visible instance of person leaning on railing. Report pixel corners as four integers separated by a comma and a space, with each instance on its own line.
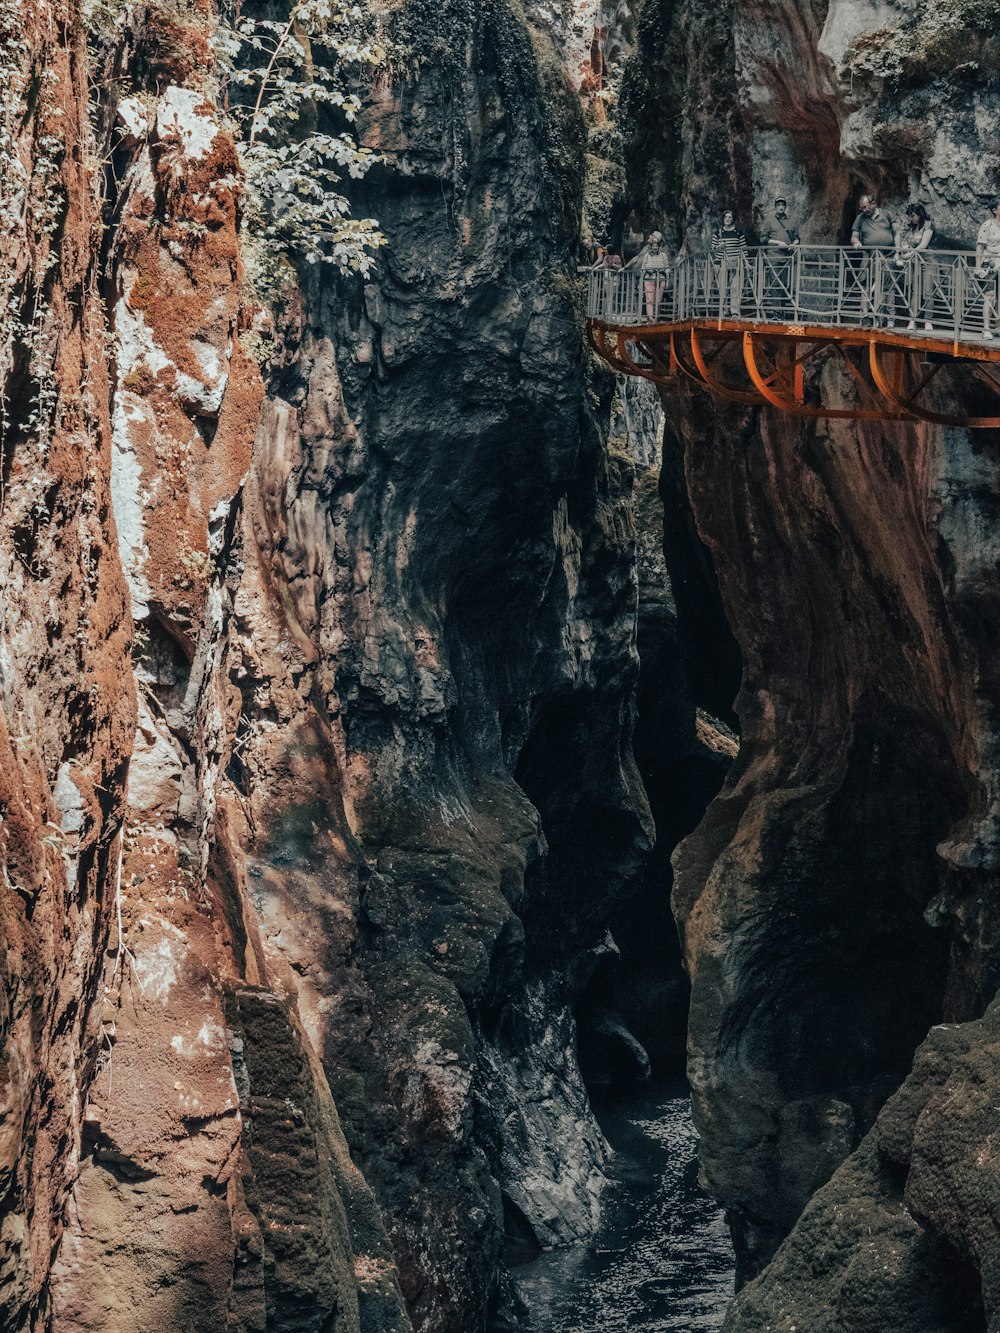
850, 194, 897, 326
974, 199, 1000, 339
589, 245, 623, 271
588, 245, 624, 320
760, 197, 800, 316
626, 231, 670, 319
894, 203, 934, 331
577, 244, 618, 322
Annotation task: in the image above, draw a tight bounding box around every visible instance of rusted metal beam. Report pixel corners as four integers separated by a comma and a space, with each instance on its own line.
588, 313, 1000, 427
868, 344, 1000, 428
741, 332, 907, 421
690, 329, 766, 406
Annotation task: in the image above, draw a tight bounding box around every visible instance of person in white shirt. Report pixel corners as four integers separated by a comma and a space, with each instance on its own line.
975, 200, 1000, 338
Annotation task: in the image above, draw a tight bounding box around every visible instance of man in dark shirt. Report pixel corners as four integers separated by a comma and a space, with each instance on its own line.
763, 197, 800, 251
761, 197, 799, 315
850, 195, 897, 249
850, 194, 897, 324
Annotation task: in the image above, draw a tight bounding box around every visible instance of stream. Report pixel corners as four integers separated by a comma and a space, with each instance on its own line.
512, 1076, 735, 1332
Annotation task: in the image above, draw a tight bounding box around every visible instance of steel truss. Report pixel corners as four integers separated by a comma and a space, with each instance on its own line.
587, 321, 1000, 429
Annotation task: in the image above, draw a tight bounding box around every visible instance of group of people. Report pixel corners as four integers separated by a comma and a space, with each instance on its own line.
585, 195, 1000, 336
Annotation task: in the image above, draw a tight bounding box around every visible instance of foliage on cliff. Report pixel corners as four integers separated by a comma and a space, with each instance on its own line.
220, 0, 387, 279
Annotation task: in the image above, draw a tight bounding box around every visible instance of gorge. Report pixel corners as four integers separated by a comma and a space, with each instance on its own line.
1, 0, 999, 1330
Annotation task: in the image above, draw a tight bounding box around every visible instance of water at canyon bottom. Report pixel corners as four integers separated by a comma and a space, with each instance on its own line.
513, 1076, 735, 1332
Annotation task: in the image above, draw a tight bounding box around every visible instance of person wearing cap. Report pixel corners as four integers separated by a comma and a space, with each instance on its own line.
760, 196, 800, 316
762, 197, 799, 251
626, 231, 671, 318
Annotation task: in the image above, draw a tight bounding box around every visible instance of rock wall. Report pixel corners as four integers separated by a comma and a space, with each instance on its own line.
243, 3, 658, 1320
0, 1, 135, 1324
43, 3, 411, 1329
0, 0, 696, 1328
22, 0, 1000, 1326
621, 0, 1000, 1325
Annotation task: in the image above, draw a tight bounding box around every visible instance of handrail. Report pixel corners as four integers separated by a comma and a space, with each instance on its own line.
583, 247, 1000, 347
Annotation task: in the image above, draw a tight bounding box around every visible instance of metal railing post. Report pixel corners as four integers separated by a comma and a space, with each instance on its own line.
794, 248, 805, 322
836, 250, 845, 327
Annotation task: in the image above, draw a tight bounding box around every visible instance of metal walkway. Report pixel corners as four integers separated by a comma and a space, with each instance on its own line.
586, 247, 1000, 427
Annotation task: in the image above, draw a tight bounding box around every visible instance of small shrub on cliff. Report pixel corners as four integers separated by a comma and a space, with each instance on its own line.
219, 0, 387, 279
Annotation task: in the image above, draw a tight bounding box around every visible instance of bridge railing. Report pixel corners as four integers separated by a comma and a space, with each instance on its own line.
584, 247, 1000, 344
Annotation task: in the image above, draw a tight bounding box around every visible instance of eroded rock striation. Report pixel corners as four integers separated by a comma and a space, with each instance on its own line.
0, 1, 135, 1323
1, 0, 691, 1328
620, 0, 1000, 1325
11, 0, 999, 1326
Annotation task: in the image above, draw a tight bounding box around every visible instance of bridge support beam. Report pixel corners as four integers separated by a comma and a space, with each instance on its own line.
586, 318, 1000, 429
869, 344, 1000, 429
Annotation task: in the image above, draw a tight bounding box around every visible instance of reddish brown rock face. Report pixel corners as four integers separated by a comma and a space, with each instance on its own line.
4, 0, 659, 1327
25, 0, 1000, 1326
109, 80, 258, 641
42, 4, 415, 1327
0, 0, 135, 1323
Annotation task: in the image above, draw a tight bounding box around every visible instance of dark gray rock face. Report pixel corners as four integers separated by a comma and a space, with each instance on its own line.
619, 0, 1000, 1326
228, 5, 660, 1328
723, 998, 1000, 1333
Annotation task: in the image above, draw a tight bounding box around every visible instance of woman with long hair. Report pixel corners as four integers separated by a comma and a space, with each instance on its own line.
895, 202, 934, 330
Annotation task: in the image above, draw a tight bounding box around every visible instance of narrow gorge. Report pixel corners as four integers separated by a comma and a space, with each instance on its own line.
1, 0, 999, 1330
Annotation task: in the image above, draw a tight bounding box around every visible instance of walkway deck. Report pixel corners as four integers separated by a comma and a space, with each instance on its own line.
586, 247, 1000, 427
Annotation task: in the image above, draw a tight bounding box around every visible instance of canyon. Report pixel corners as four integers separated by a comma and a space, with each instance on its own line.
1, 0, 999, 1330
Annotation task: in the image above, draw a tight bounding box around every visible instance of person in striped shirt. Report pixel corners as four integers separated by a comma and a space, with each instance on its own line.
712, 210, 749, 316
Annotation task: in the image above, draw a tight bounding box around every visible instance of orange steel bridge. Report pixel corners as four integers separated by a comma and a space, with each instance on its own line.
585, 249, 1000, 428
